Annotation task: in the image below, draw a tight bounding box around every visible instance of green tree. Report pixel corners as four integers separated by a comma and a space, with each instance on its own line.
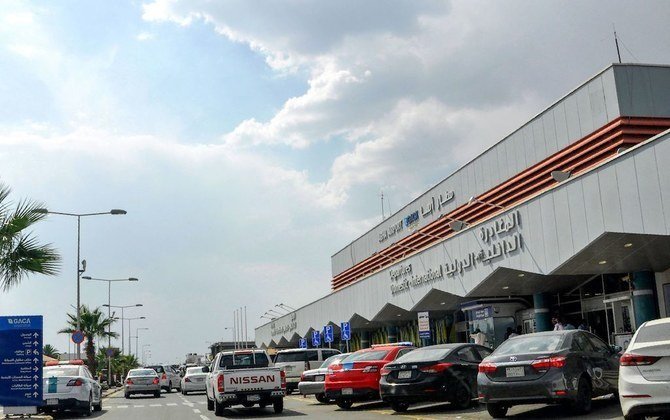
96, 348, 139, 382
43, 344, 60, 359
58, 305, 118, 374
0, 183, 60, 291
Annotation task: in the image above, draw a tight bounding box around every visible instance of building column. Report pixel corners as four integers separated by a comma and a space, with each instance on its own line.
360, 331, 370, 350
633, 271, 658, 326
533, 292, 552, 332
387, 325, 398, 343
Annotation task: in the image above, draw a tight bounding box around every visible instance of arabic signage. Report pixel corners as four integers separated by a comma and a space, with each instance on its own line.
417, 312, 431, 339
472, 306, 493, 320
389, 211, 522, 296
0, 316, 43, 409
270, 312, 297, 337
379, 191, 455, 243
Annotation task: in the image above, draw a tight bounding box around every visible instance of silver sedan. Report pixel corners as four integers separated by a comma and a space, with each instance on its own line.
180, 366, 208, 395
298, 353, 350, 403
124, 368, 161, 398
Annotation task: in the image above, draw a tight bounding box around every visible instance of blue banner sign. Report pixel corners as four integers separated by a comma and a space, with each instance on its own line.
472, 306, 492, 320
0, 316, 43, 407
299, 338, 307, 349
311, 330, 321, 347
340, 322, 351, 341
323, 325, 334, 343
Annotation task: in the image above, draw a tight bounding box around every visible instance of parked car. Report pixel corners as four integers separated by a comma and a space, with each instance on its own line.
41, 360, 102, 415
275, 348, 341, 394
205, 348, 285, 415
181, 366, 208, 395
124, 368, 161, 398
146, 364, 181, 392
619, 317, 670, 419
325, 342, 415, 409
298, 353, 350, 403
478, 330, 620, 418
380, 343, 492, 412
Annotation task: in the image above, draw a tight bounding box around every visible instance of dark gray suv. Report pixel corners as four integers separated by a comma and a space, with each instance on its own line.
477, 330, 620, 418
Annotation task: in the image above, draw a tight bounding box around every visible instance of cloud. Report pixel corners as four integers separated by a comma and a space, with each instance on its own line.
136, 32, 154, 41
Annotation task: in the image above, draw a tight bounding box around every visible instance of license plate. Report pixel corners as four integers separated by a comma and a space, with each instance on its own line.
342, 388, 353, 395
398, 370, 412, 379
247, 394, 260, 402
284, 366, 293, 371
314, 375, 324, 382
505, 366, 525, 377
47, 398, 58, 405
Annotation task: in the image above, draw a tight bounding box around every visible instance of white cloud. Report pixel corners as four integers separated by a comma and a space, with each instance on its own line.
136, 32, 154, 41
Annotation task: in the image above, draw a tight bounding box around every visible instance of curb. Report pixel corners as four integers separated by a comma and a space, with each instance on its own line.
102, 387, 123, 398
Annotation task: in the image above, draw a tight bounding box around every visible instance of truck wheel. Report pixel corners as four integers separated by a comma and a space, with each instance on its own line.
336, 399, 353, 409
214, 398, 225, 416
206, 396, 214, 411
273, 399, 284, 414
315, 393, 328, 404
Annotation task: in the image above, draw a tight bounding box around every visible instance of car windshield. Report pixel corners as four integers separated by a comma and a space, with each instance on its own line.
219, 352, 269, 369
147, 365, 164, 373
320, 353, 347, 368
343, 350, 389, 362
44, 367, 79, 377
186, 367, 205, 374
275, 352, 307, 363
493, 335, 564, 355
395, 348, 450, 363
129, 369, 156, 377
635, 323, 670, 343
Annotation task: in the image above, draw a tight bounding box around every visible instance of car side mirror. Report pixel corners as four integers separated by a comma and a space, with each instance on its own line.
202, 366, 209, 373
611, 345, 623, 354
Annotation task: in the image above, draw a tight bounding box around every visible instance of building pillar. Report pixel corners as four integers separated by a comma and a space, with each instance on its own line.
360, 331, 370, 350
387, 325, 398, 343
632, 271, 658, 326
533, 292, 552, 332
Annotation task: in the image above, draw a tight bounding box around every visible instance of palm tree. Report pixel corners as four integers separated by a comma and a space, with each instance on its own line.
59, 305, 118, 374
43, 344, 60, 359
0, 183, 60, 291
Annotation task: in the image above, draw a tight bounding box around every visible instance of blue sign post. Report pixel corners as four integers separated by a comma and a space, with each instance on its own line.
299, 338, 307, 349
0, 316, 43, 411
323, 325, 334, 348
340, 322, 351, 352
311, 330, 321, 347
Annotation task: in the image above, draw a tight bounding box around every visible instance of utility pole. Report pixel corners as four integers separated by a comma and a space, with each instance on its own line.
613, 24, 622, 63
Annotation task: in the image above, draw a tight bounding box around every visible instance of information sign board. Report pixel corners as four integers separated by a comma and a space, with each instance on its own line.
311, 330, 321, 347
417, 311, 431, 339
323, 325, 334, 343
0, 315, 43, 408
299, 338, 307, 349
340, 322, 351, 341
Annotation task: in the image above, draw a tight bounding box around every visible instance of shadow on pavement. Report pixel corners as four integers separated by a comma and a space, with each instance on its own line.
218, 407, 307, 418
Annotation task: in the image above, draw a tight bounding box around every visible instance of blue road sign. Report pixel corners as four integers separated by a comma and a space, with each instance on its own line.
341, 322, 351, 341
71, 330, 85, 344
324, 325, 334, 343
0, 316, 43, 407
311, 330, 321, 347
299, 338, 307, 349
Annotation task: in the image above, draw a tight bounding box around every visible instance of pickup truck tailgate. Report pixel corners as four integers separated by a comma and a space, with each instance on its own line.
222, 368, 283, 393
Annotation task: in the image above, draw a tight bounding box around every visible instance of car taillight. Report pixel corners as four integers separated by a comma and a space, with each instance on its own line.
380, 367, 391, 376
280, 370, 286, 388
162, 373, 167, 380
620, 353, 661, 366
531, 356, 566, 371
362, 365, 378, 373
185, 377, 191, 382
478, 362, 497, 374
420, 363, 453, 374
126, 379, 134, 385
300, 373, 305, 381
217, 374, 224, 392
152, 378, 160, 385
66, 378, 83, 386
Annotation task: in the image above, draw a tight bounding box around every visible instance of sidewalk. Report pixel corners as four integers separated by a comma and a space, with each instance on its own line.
0, 387, 122, 419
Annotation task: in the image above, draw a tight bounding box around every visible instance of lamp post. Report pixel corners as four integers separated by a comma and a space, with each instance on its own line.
102, 304, 143, 354
141, 344, 151, 365
135, 328, 149, 361
126, 317, 146, 356
34, 208, 127, 359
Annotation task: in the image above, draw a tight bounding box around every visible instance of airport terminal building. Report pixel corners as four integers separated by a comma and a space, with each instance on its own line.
255, 63, 670, 352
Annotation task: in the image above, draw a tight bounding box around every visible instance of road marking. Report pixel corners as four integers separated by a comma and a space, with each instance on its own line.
134, 404, 145, 408
117, 405, 128, 408
166, 403, 178, 406
150, 404, 162, 407
193, 408, 201, 413
200, 415, 210, 420
198, 401, 206, 404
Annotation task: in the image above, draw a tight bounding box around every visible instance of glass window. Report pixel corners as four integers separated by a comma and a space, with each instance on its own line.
219, 352, 269, 368
307, 350, 319, 361
477, 347, 492, 359
275, 352, 307, 363
129, 369, 157, 377
186, 367, 205, 374
493, 334, 564, 356
572, 333, 595, 352
457, 347, 480, 362
395, 348, 450, 363
343, 350, 389, 362
587, 333, 611, 353
394, 348, 414, 360
635, 323, 670, 344
44, 366, 80, 377
147, 365, 164, 373
320, 353, 346, 368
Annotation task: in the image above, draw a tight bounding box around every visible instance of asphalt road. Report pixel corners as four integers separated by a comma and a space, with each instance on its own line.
31, 388, 630, 420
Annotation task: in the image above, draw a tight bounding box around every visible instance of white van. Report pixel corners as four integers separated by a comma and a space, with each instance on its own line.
274, 348, 341, 393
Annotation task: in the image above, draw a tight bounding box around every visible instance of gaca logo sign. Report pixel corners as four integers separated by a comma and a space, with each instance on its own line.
7, 318, 31, 325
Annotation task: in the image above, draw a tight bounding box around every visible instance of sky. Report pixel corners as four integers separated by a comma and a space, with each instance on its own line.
1, 0, 669, 364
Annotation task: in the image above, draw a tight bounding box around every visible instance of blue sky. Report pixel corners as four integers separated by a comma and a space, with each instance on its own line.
1, 0, 669, 364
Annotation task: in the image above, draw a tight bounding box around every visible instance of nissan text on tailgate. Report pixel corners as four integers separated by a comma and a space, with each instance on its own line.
205, 349, 286, 416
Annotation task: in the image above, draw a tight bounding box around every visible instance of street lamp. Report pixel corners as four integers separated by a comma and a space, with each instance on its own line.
141, 344, 151, 365
102, 304, 143, 354
34, 208, 127, 358
135, 328, 149, 361
125, 317, 146, 356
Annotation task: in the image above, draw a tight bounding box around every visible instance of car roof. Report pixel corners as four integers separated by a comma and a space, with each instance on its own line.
642, 317, 670, 327
276, 348, 316, 353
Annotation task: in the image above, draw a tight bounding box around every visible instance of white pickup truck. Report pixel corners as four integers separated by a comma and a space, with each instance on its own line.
204, 349, 285, 416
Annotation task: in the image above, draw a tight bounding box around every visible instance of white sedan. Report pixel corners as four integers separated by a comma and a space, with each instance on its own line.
181, 366, 207, 394
619, 317, 670, 419
42, 360, 102, 416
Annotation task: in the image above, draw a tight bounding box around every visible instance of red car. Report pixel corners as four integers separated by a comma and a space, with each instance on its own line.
324, 342, 415, 409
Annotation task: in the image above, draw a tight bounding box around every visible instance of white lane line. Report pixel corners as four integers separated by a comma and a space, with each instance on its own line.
193, 408, 201, 414
200, 415, 210, 420
134, 404, 145, 408
117, 405, 128, 408
166, 403, 178, 406
150, 403, 162, 407
198, 401, 206, 404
